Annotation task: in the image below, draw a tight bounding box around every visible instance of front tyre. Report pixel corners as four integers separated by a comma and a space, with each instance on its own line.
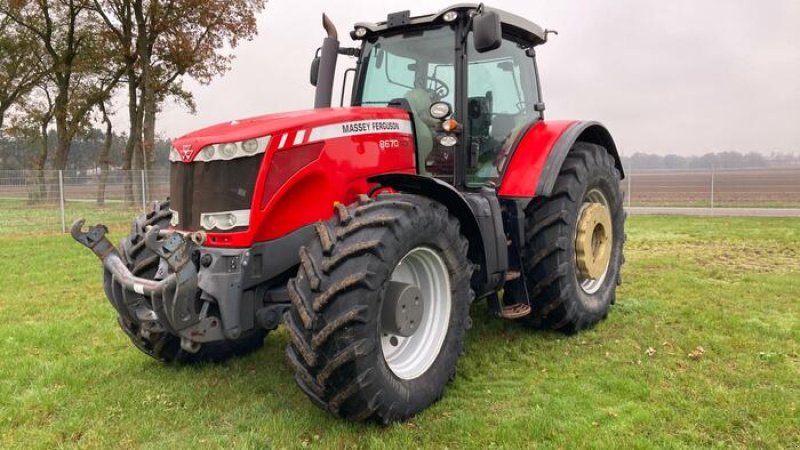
522, 142, 626, 333
284, 194, 473, 424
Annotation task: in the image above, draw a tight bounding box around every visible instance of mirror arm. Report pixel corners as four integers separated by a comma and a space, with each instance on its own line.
460, 2, 485, 45
338, 47, 361, 57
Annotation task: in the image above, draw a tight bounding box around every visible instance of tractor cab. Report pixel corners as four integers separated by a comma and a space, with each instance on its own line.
315, 4, 548, 188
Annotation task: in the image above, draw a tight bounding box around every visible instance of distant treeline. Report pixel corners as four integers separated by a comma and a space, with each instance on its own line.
0, 130, 171, 173
622, 151, 800, 170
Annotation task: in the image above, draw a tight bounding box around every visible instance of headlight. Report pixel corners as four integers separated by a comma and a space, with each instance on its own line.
200, 209, 250, 231
194, 135, 271, 162
200, 145, 216, 160
220, 143, 237, 158
439, 135, 458, 147
443, 11, 458, 22
429, 101, 452, 119
242, 139, 259, 154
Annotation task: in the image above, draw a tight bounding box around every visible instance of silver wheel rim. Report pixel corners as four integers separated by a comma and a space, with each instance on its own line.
576, 188, 612, 294
381, 246, 452, 380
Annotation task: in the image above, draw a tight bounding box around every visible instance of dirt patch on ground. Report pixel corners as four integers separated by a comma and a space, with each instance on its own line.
630, 240, 800, 273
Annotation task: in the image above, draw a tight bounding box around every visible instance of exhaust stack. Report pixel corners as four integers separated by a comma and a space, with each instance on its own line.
314, 13, 340, 109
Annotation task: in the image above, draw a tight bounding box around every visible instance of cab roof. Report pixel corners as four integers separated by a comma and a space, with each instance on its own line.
353, 3, 547, 47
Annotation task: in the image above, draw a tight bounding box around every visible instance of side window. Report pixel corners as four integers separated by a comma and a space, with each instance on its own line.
466, 35, 540, 187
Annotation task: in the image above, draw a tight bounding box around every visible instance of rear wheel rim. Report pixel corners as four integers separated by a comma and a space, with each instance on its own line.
381, 246, 451, 380
575, 188, 613, 294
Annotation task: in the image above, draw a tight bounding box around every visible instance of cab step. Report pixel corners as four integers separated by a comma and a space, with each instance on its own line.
498, 303, 531, 319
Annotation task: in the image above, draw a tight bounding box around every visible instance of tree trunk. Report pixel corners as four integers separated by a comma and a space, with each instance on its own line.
52, 86, 71, 172
97, 104, 112, 206
142, 70, 156, 203
123, 67, 142, 205
28, 120, 50, 204
50, 93, 70, 202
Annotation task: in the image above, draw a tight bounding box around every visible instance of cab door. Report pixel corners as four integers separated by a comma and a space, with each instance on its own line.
464, 34, 542, 188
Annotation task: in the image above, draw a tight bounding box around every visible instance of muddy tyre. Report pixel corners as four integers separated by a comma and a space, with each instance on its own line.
522, 142, 625, 333
285, 194, 473, 424
116, 200, 267, 363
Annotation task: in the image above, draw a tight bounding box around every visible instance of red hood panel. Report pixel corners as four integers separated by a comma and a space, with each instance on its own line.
171, 107, 412, 161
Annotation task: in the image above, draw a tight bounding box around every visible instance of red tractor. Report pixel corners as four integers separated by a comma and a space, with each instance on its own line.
74, 4, 625, 424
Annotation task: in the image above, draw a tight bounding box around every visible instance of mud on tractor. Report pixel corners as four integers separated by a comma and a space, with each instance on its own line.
73, 4, 625, 424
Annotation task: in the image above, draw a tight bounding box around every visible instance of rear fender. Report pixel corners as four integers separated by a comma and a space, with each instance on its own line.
498, 120, 624, 199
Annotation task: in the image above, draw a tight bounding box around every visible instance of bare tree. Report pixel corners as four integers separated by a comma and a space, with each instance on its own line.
0, 10, 44, 132
96, 100, 113, 206
91, 0, 267, 202
1, 0, 124, 171
90, 0, 142, 203
6, 83, 56, 202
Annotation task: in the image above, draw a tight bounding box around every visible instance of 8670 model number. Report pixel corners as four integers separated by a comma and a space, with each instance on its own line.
379, 139, 401, 150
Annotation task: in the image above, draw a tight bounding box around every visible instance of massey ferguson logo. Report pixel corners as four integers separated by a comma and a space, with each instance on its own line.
180, 144, 193, 161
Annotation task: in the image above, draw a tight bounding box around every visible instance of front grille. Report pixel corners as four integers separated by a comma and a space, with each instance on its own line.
170, 155, 264, 231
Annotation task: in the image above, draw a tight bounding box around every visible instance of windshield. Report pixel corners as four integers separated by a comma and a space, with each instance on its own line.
356, 27, 455, 105
355, 26, 456, 180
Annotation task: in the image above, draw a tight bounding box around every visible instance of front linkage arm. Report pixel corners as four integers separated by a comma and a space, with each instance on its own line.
71, 219, 205, 353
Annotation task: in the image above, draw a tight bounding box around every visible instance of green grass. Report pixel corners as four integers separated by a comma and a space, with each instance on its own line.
0, 215, 798, 449
0, 199, 145, 234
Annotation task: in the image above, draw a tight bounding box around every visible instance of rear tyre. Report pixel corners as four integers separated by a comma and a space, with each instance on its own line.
116, 200, 267, 363
522, 142, 625, 333
285, 194, 473, 423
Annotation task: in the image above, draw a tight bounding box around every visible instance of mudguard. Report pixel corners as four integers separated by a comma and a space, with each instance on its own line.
497, 120, 623, 199
369, 173, 508, 294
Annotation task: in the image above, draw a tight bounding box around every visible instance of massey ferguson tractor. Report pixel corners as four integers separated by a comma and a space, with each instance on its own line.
73, 4, 625, 424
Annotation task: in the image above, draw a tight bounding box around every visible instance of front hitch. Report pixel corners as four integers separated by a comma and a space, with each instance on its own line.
71, 219, 203, 352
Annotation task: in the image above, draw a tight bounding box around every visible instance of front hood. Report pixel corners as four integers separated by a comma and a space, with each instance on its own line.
171, 107, 408, 162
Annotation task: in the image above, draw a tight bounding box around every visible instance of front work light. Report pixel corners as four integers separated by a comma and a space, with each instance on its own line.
429, 102, 452, 120
188, 135, 271, 162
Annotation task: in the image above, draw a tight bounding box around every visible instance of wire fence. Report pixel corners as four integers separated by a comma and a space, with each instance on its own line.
1, 166, 798, 233
621, 166, 800, 208
0, 169, 169, 233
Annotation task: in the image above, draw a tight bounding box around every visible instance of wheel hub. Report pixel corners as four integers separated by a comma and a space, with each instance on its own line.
381, 246, 451, 380
382, 281, 424, 337
575, 202, 612, 280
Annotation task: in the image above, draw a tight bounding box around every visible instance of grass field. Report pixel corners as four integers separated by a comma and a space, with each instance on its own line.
0, 199, 145, 234
0, 214, 798, 449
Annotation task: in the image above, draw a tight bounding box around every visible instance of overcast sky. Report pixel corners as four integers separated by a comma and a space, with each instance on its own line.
150, 0, 800, 156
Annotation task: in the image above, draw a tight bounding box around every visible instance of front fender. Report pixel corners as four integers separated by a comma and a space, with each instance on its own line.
369, 173, 507, 294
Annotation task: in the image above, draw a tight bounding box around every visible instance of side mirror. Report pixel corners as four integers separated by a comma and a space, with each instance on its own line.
473, 10, 502, 53
310, 56, 321, 86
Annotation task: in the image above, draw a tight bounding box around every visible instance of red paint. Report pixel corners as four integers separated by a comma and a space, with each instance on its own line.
171, 107, 416, 248
497, 120, 576, 198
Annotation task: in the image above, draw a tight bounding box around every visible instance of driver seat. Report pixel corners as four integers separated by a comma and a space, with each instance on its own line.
403, 88, 434, 174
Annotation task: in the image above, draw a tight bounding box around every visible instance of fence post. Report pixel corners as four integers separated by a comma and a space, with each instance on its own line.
710, 165, 715, 209
627, 165, 632, 208
141, 169, 147, 212
59, 170, 66, 233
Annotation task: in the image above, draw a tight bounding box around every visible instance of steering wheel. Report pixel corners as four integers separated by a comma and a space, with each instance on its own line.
424, 76, 450, 101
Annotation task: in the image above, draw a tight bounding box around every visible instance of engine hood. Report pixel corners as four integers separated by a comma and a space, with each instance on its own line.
170, 107, 411, 162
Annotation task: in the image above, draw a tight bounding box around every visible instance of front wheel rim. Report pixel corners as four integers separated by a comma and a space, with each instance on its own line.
381, 247, 452, 380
